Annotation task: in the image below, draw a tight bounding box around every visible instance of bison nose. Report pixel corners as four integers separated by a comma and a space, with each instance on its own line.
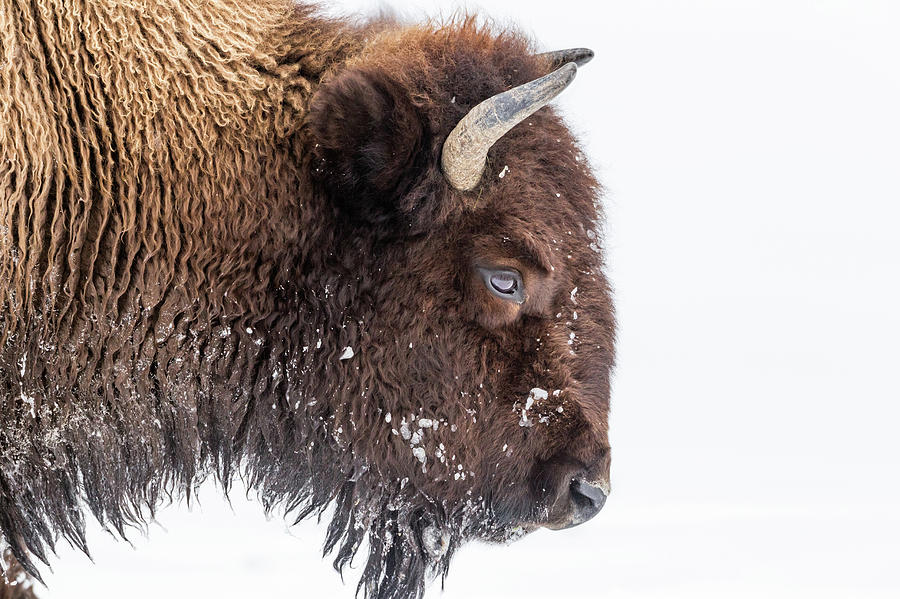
546, 477, 608, 530
569, 478, 607, 524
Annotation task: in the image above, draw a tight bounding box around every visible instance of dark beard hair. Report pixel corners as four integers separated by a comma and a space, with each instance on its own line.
0, 413, 497, 599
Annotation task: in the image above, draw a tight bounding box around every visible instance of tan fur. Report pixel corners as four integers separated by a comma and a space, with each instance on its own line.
1, 0, 361, 341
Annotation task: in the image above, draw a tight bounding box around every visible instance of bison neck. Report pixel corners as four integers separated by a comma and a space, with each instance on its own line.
0, 0, 377, 575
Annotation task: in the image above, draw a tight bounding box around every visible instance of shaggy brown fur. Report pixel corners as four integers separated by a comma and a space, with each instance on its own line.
0, 1, 614, 597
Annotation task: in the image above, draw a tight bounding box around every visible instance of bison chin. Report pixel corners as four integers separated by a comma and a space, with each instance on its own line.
310, 448, 610, 597
307, 472, 547, 599
316, 486, 466, 599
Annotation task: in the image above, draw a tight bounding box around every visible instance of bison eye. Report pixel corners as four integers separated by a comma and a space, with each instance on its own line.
478, 267, 525, 304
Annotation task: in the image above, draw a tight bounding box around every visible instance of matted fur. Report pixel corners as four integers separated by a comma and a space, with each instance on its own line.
0, 1, 615, 598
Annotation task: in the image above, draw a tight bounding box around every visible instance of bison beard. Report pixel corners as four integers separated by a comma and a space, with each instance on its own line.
0, 1, 615, 598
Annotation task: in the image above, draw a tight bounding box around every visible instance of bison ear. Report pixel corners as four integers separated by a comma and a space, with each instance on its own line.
306, 68, 431, 226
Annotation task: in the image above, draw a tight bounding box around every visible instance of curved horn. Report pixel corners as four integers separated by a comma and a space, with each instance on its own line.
538, 47, 595, 68
441, 62, 578, 192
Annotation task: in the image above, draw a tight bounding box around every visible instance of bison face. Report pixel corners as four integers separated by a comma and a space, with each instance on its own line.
302, 26, 613, 595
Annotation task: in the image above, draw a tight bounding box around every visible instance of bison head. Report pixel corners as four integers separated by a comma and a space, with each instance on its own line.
266, 23, 613, 598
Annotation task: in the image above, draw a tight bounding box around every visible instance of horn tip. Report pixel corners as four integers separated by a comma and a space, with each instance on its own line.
560, 61, 578, 85
575, 48, 595, 67
539, 48, 595, 68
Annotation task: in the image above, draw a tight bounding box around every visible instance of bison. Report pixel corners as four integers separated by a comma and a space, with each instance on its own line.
0, 1, 615, 597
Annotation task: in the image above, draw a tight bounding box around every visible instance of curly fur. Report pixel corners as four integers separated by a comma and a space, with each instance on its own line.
0, 2, 615, 598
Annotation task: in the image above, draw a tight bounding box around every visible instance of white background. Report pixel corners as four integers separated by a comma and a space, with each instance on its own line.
41, 1, 900, 598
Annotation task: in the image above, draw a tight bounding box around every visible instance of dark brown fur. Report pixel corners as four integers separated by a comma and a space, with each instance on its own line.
0, 2, 614, 597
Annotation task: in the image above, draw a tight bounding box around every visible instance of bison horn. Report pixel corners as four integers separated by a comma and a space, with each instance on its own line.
441, 62, 579, 192
537, 47, 595, 68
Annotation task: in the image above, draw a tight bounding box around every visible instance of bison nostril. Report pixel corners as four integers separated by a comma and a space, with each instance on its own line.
539, 461, 610, 531
570, 478, 607, 509
566, 478, 607, 525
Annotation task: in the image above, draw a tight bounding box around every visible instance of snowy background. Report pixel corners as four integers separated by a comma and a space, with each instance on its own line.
41, 1, 900, 597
